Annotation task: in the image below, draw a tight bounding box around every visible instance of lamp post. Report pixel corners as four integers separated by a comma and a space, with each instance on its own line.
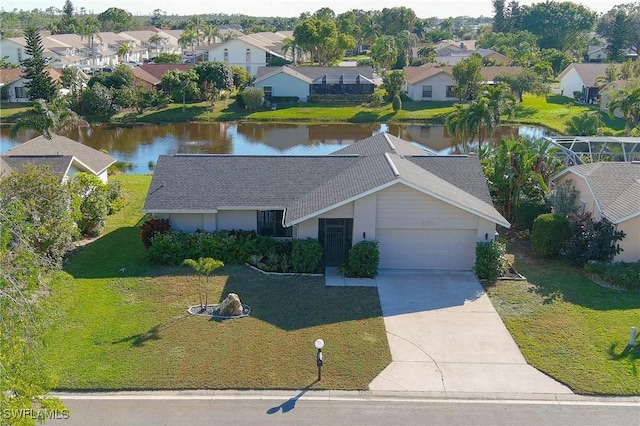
315, 338, 324, 381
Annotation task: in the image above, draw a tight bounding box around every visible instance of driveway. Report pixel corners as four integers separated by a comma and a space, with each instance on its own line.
369, 270, 572, 395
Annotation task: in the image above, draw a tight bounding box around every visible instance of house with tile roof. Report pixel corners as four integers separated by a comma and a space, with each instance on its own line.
143, 133, 508, 270
0, 68, 63, 102
557, 63, 623, 103
205, 32, 294, 76
552, 162, 640, 262
0, 135, 116, 183
404, 65, 523, 101
253, 66, 375, 102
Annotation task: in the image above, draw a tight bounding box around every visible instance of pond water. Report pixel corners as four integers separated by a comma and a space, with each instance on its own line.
0, 122, 550, 174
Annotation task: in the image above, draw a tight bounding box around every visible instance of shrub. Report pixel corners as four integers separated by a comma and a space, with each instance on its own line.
531, 213, 571, 257
561, 213, 625, 266
140, 218, 171, 249
106, 179, 125, 214
291, 238, 323, 273
239, 87, 264, 110
584, 261, 640, 290
392, 94, 402, 112
270, 96, 299, 104
514, 199, 550, 231
549, 179, 579, 218
68, 172, 110, 238
339, 240, 380, 278
474, 241, 506, 280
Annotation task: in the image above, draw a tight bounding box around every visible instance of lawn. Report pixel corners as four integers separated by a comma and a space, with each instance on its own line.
43, 175, 391, 390
484, 240, 640, 395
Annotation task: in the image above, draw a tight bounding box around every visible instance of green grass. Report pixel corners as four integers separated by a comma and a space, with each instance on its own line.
43, 175, 390, 390
0, 102, 32, 123
484, 240, 640, 395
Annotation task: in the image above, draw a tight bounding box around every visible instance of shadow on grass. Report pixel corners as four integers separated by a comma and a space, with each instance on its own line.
266, 380, 319, 414
139, 105, 210, 123
111, 315, 189, 347
348, 111, 381, 123
219, 267, 382, 330
608, 343, 639, 376
514, 106, 537, 118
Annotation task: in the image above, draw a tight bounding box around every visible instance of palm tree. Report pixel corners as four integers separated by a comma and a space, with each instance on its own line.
182, 257, 224, 311
117, 43, 130, 64
10, 97, 87, 140
417, 46, 437, 63
607, 87, 640, 136
185, 15, 206, 46
595, 64, 619, 89
147, 33, 167, 54
201, 24, 218, 45
371, 35, 398, 71
281, 37, 300, 64
178, 28, 198, 62
78, 16, 101, 67
395, 30, 418, 65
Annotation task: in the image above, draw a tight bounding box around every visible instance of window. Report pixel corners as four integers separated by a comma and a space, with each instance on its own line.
446, 85, 456, 98
422, 85, 433, 99
257, 210, 292, 237
14, 86, 27, 99
263, 86, 272, 100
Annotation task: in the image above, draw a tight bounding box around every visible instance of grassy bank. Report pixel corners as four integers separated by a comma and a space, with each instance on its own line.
43, 175, 391, 390
484, 241, 639, 395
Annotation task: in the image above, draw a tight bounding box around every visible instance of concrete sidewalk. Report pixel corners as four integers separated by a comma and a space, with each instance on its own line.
369, 270, 572, 395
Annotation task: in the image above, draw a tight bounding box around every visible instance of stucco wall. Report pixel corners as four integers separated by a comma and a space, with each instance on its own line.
559, 68, 583, 98
557, 174, 601, 220
407, 72, 456, 101
254, 72, 310, 101
216, 210, 257, 231
616, 215, 640, 262
207, 39, 267, 76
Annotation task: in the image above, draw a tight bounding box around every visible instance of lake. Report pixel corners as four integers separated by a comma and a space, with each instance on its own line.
0, 122, 550, 174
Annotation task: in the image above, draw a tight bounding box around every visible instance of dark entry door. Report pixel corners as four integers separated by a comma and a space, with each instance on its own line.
319, 219, 353, 266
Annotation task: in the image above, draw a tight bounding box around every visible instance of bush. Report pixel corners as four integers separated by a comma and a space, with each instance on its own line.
339, 240, 380, 278
474, 241, 506, 280
392, 94, 402, 112
140, 218, 171, 249
514, 199, 550, 231
531, 213, 571, 257
69, 172, 110, 238
270, 96, 299, 104
239, 87, 264, 110
549, 179, 579, 218
291, 238, 323, 273
307, 94, 374, 103
106, 179, 125, 214
584, 261, 640, 290
561, 213, 625, 266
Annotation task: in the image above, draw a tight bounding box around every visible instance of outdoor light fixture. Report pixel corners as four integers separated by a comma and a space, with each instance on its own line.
315, 338, 324, 381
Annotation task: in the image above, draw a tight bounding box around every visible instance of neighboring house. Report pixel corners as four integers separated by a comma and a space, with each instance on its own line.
136, 63, 194, 89
131, 67, 162, 90
253, 66, 375, 101
586, 44, 638, 62
404, 65, 523, 101
119, 29, 181, 60
0, 135, 116, 183
552, 162, 640, 262
143, 133, 509, 270
0, 68, 62, 102
432, 49, 511, 66
557, 62, 622, 103
206, 32, 294, 76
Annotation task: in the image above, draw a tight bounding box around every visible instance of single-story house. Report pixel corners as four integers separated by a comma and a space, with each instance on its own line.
557, 62, 622, 103
0, 68, 62, 102
0, 135, 116, 183
404, 65, 523, 101
253, 66, 375, 102
552, 162, 640, 262
143, 133, 509, 270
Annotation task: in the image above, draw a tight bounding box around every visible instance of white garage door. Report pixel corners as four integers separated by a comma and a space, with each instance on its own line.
376, 228, 476, 270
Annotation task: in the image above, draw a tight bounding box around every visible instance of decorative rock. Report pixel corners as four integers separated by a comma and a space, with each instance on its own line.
218, 293, 242, 316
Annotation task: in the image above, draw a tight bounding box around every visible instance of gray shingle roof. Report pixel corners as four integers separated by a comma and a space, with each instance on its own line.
255, 65, 374, 81
1, 135, 116, 175
144, 136, 508, 227
562, 162, 640, 222
0, 155, 73, 179
331, 133, 433, 156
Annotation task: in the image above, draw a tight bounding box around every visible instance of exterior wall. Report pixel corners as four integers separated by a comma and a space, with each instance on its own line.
376, 184, 478, 230
353, 193, 377, 244
407, 72, 457, 101
216, 210, 257, 231
616, 216, 640, 262
5, 78, 29, 102
296, 202, 355, 239
559, 68, 584, 98
254, 72, 310, 101
556, 174, 601, 220
207, 39, 267, 76
0, 40, 24, 64
159, 213, 214, 232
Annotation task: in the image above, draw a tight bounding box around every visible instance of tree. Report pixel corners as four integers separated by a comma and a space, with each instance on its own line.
603, 9, 630, 62
78, 16, 101, 67
452, 54, 483, 101
239, 87, 265, 110
202, 24, 218, 45
56, 0, 78, 33
377, 6, 417, 37
193, 61, 234, 101
152, 52, 182, 64
161, 69, 199, 111
147, 34, 168, 55
230, 65, 252, 90
598, 3, 640, 57
392, 94, 402, 112
97, 7, 135, 33
493, 0, 507, 32
1, 186, 66, 423
281, 37, 301, 64
395, 29, 418, 68
10, 97, 84, 140
68, 172, 110, 237
371, 35, 398, 70
417, 46, 437, 63
607, 86, 640, 136
495, 69, 548, 102
182, 258, 224, 312
178, 28, 198, 60
117, 43, 131, 63
21, 25, 57, 102
59, 67, 83, 109
293, 18, 354, 65
381, 70, 406, 101
149, 9, 170, 28
565, 111, 604, 136
80, 82, 116, 117
520, 1, 596, 51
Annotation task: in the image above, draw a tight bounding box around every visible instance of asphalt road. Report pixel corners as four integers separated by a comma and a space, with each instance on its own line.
38, 393, 640, 426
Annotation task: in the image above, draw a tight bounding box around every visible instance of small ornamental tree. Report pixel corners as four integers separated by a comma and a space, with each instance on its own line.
240, 87, 265, 111
392, 94, 402, 112
182, 257, 224, 311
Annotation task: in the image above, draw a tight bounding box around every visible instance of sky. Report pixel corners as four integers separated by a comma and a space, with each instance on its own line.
1, 0, 622, 18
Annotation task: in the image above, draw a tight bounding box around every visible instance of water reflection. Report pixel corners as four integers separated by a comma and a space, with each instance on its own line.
1, 122, 550, 174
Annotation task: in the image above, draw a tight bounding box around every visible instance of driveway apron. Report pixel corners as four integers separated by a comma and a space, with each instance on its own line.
369, 270, 572, 395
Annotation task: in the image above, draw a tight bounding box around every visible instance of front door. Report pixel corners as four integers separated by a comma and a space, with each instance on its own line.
319, 219, 353, 266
